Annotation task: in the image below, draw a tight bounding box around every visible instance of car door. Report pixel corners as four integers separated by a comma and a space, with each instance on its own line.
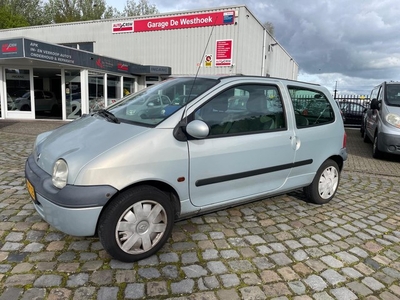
365, 85, 383, 138
187, 83, 296, 208
34, 91, 45, 111
287, 86, 340, 179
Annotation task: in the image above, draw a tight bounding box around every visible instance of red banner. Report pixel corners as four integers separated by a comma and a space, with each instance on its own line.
133, 11, 235, 32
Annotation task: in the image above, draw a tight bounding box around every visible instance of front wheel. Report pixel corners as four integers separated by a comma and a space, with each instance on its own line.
98, 186, 174, 262
303, 159, 340, 204
372, 134, 382, 159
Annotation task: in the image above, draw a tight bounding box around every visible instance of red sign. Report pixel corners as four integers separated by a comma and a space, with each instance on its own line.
2, 43, 18, 53
215, 39, 233, 66
133, 11, 234, 32
112, 21, 134, 33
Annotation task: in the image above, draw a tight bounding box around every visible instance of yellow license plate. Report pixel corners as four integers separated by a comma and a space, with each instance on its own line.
26, 179, 36, 201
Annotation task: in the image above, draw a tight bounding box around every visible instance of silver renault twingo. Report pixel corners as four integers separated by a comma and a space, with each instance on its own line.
25, 75, 347, 262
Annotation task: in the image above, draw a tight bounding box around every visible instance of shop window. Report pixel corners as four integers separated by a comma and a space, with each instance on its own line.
66, 69, 82, 120
123, 77, 135, 98
107, 75, 121, 106
5, 68, 30, 111
88, 72, 105, 112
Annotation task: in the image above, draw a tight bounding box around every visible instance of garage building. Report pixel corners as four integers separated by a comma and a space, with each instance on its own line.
0, 5, 298, 121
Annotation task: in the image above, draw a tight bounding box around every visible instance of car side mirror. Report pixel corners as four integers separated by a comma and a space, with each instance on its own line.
186, 120, 210, 139
370, 98, 379, 110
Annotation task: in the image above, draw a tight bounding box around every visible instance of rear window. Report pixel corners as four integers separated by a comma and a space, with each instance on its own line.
288, 86, 335, 127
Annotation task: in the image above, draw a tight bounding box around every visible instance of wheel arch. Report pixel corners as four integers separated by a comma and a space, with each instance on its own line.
328, 155, 344, 172
95, 180, 181, 234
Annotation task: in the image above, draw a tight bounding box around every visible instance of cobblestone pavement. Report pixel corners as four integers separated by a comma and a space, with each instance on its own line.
1, 121, 400, 300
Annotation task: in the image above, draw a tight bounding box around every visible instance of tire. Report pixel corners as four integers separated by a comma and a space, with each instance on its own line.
21, 105, 30, 111
303, 159, 340, 204
51, 104, 60, 116
362, 128, 370, 143
98, 186, 174, 262
372, 134, 382, 159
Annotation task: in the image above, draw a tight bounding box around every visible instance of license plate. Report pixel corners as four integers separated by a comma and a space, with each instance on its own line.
26, 179, 36, 201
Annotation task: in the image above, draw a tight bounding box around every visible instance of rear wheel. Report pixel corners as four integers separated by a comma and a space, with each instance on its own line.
98, 186, 174, 262
303, 159, 340, 204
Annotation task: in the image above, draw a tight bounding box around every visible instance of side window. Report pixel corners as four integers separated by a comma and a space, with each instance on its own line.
288, 86, 334, 128
194, 84, 286, 137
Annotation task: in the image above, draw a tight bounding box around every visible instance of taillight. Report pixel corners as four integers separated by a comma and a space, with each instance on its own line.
343, 132, 347, 148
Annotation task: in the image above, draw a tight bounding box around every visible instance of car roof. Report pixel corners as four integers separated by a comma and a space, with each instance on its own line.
170, 74, 321, 87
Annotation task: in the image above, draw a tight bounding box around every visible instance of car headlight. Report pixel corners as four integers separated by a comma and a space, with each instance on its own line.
52, 159, 68, 189
386, 113, 400, 128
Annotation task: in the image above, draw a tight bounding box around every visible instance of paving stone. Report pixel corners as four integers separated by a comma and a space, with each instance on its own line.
1, 128, 400, 299
182, 265, 208, 278
304, 275, 327, 292
330, 287, 358, 300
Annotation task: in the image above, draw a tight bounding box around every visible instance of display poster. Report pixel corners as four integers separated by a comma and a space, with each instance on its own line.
215, 39, 233, 66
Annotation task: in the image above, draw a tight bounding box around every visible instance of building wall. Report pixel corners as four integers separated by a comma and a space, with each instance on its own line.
0, 5, 298, 79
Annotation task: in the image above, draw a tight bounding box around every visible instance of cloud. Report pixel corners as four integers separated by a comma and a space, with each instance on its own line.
148, 0, 400, 94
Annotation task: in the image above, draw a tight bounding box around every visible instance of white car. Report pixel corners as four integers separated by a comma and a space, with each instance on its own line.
25, 75, 348, 262
13, 90, 59, 113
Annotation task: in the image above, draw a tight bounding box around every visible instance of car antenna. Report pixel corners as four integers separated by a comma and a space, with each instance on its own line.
181, 16, 218, 118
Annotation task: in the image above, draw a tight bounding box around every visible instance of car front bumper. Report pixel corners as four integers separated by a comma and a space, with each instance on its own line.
378, 132, 400, 154
25, 154, 118, 236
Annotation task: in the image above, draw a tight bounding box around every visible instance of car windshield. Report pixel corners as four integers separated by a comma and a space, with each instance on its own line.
385, 84, 400, 106
108, 77, 219, 126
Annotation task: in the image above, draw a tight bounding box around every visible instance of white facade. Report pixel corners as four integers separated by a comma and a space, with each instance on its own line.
0, 5, 298, 121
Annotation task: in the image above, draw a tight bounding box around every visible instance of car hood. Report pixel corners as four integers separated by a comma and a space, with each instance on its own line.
34, 115, 150, 176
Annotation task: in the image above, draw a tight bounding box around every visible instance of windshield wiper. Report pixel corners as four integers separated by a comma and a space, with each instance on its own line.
96, 109, 120, 124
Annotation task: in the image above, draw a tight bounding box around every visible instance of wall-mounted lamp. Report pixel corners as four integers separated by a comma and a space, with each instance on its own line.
268, 43, 278, 52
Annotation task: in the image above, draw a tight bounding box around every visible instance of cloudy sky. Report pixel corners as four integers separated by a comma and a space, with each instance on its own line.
112, 0, 400, 95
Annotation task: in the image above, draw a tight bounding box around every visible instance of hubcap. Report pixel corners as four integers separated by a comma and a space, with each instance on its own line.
115, 200, 167, 254
318, 166, 339, 199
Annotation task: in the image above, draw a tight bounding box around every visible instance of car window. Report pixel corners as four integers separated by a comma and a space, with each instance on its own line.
194, 84, 286, 136
34, 91, 43, 99
44, 91, 53, 99
109, 77, 219, 126
288, 86, 335, 128
385, 84, 400, 106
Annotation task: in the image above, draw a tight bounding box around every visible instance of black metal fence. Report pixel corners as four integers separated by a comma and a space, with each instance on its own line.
333, 95, 370, 127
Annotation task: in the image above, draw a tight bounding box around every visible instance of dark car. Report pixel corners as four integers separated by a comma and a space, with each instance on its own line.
339, 101, 368, 126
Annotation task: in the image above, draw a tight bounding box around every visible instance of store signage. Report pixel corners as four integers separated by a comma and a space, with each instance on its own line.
132, 11, 234, 32
215, 39, 233, 66
0, 39, 23, 58
112, 21, 134, 33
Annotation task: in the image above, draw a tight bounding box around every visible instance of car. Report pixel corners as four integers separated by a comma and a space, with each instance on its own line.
1, 93, 14, 110
25, 75, 348, 262
13, 90, 59, 113
126, 94, 172, 119
338, 101, 367, 126
362, 81, 400, 158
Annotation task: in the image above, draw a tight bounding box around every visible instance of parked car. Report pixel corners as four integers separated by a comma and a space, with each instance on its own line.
1, 93, 14, 110
13, 90, 59, 113
25, 75, 347, 262
339, 101, 367, 126
126, 94, 172, 119
362, 81, 400, 158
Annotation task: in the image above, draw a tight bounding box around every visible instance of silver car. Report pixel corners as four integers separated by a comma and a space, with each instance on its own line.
25, 75, 348, 262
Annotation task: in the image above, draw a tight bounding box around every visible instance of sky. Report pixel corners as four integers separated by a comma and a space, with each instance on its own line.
110, 0, 400, 96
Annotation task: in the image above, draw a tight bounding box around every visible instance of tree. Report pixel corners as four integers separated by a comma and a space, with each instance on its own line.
0, 5, 29, 29
264, 21, 274, 36
0, 0, 48, 26
44, 0, 117, 23
122, 0, 159, 17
